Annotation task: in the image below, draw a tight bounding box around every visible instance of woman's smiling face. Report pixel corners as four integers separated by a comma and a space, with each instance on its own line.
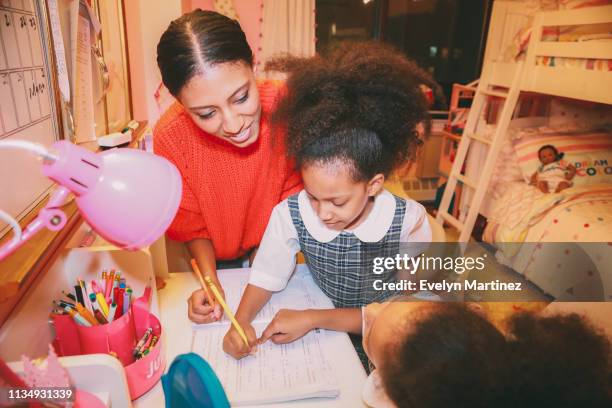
178, 61, 261, 148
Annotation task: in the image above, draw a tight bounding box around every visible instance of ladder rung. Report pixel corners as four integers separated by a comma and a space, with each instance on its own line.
454, 174, 478, 189
440, 212, 464, 231
481, 89, 508, 98
468, 133, 492, 145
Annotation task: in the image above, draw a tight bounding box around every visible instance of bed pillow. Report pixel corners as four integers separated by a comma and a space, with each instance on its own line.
548, 98, 612, 131
512, 131, 612, 186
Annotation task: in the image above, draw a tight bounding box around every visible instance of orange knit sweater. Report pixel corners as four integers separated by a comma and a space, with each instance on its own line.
153, 80, 302, 259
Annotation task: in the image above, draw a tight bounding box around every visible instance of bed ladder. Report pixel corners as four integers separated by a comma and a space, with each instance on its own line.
436, 62, 525, 242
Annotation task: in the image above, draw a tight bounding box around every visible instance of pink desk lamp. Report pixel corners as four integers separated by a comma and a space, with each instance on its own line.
0, 140, 182, 261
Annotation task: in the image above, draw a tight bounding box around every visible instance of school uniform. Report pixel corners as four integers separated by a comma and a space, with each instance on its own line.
249, 189, 431, 367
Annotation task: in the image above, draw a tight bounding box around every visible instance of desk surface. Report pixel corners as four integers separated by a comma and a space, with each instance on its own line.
134, 267, 367, 407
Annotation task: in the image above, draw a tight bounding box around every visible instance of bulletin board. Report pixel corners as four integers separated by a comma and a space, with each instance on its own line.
0, 0, 63, 238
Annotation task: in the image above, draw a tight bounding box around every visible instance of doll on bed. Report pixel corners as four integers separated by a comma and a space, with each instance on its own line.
530, 144, 576, 193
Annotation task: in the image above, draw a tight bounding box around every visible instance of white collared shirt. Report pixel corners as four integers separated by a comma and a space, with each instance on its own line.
249, 189, 431, 291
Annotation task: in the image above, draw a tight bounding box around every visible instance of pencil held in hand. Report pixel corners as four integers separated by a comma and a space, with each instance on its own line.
190, 259, 215, 307
205, 276, 249, 348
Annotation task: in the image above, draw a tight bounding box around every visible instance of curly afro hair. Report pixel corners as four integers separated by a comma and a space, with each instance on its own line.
380, 305, 611, 408
267, 41, 441, 181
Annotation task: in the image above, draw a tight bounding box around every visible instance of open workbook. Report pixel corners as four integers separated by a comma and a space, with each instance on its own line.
191, 266, 340, 406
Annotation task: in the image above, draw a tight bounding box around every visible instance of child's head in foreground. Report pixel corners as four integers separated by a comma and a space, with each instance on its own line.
269, 42, 439, 231
362, 300, 611, 408
538, 144, 564, 165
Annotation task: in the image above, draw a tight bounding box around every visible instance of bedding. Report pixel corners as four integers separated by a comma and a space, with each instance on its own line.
483, 182, 612, 300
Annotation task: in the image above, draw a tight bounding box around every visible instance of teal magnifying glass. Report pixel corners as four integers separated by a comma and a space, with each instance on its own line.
162, 353, 230, 408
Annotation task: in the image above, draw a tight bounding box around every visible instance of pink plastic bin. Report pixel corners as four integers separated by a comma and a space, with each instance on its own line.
52, 294, 165, 400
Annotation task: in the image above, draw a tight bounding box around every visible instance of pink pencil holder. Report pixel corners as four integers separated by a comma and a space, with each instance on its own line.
52, 297, 165, 400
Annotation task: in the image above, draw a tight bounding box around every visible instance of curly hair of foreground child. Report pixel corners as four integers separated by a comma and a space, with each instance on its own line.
381, 303, 611, 408
267, 41, 443, 180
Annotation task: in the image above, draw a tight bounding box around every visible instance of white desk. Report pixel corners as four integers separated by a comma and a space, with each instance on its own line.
134, 266, 367, 407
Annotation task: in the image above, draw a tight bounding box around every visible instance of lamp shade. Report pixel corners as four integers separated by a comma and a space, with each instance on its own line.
42, 141, 182, 250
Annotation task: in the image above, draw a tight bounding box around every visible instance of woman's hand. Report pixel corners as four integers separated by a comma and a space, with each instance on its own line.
223, 321, 258, 359
187, 282, 225, 324
259, 309, 315, 345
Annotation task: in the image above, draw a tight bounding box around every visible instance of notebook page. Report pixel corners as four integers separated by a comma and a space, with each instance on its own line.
193, 266, 334, 328
191, 323, 339, 406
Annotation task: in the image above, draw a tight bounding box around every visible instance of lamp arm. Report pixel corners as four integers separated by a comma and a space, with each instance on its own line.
0, 140, 58, 162
0, 187, 71, 262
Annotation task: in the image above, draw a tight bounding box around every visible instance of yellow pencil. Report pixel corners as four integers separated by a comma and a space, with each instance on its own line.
204, 276, 249, 347
96, 292, 110, 317
190, 259, 215, 307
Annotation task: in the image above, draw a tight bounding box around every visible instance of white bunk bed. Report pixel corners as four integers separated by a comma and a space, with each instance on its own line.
485, 2, 611, 104
437, 1, 612, 301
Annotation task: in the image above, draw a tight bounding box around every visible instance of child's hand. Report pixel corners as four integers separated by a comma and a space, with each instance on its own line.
187, 284, 224, 324
223, 322, 258, 359
259, 309, 314, 345
530, 172, 538, 185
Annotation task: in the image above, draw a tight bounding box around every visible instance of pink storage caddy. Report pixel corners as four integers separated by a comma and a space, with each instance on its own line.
52, 291, 165, 399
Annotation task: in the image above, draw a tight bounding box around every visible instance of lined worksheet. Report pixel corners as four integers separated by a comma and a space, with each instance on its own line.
192, 324, 339, 406
191, 266, 340, 405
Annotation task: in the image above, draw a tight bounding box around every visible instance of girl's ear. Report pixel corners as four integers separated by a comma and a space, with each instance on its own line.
367, 174, 385, 196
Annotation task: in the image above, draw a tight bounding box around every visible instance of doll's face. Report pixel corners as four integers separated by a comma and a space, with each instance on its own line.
539, 148, 557, 165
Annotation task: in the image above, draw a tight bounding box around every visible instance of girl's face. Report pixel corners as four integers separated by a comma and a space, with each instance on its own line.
301, 161, 384, 231
539, 148, 557, 165
362, 301, 437, 368
177, 61, 261, 148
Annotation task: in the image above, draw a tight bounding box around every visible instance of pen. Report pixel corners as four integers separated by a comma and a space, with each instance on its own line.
205, 276, 249, 347
190, 259, 215, 307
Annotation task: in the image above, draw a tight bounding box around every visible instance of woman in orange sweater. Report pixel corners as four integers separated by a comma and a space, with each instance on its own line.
154, 9, 301, 324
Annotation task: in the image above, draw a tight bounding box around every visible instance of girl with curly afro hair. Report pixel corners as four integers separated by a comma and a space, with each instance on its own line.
223, 42, 438, 366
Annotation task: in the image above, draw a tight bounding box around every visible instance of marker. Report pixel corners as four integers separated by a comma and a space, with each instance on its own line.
123, 289, 131, 315
93, 309, 108, 324
89, 293, 106, 321
205, 276, 249, 347
107, 303, 117, 323
115, 288, 124, 320
74, 285, 84, 305
79, 279, 93, 312
91, 279, 103, 295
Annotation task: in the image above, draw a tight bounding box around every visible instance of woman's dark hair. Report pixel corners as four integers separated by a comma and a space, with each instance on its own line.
157, 9, 253, 96
267, 41, 441, 181
381, 305, 611, 408
538, 144, 564, 161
